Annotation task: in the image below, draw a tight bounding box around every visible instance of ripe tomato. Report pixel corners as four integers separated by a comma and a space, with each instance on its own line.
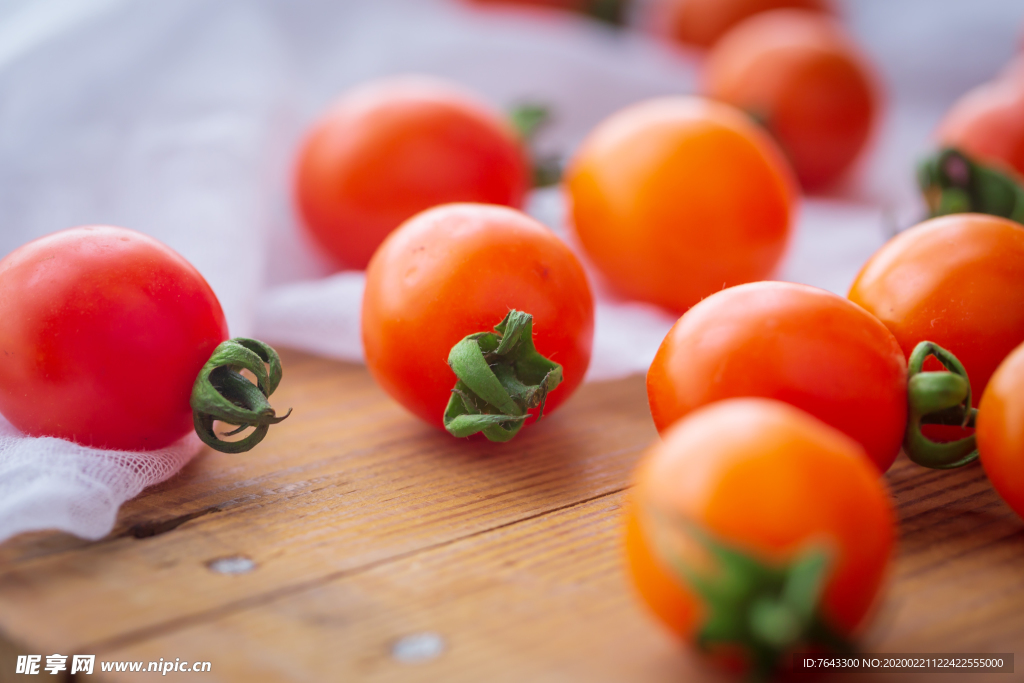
566, 97, 795, 314
935, 75, 1024, 179
978, 341, 1024, 520
362, 203, 593, 438
625, 398, 894, 676
647, 281, 907, 472
295, 77, 529, 270
705, 9, 878, 191
849, 213, 1024, 401
656, 0, 830, 50
0, 226, 229, 451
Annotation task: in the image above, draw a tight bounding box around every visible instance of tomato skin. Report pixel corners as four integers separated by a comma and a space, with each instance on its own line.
849, 214, 1024, 401
0, 226, 229, 451
362, 203, 594, 430
977, 342, 1024, 519
295, 77, 529, 271
658, 0, 830, 49
705, 9, 878, 191
647, 281, 907, 473
625, 398, 894, 649
566, 97, 795, 314
936, 76, 1024, 178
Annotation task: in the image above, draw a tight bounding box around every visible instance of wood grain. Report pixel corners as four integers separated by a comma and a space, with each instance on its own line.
0, 350, 1021, 682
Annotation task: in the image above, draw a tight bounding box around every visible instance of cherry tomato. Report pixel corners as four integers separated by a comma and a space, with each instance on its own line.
295, 77, 529, 270
849, 213, 1024, 401
978, 341, 1024, 520
936, 75, 1024, 178
625, 398, 894, 676
362, 203, 594, 436
656, 0, 830, 50
705, 9, 878, 191
647, 281, 907, 472
0, 226, 229, 451
566, 97, 795, 314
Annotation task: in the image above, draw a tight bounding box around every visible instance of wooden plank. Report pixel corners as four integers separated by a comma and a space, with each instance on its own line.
89, 460, 1024, 683
2, 352, 1023, 682
0, 351, 655, 657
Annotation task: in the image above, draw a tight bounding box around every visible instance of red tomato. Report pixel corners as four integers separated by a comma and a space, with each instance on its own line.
0, 226, 229, 451
295, 77, 529, 270
978, 341, 1024, 520
705, 9, 878, 190
647, 281, 907, 472
625, 398, 894, 675
566, 97, 795, 314
362, 203, 593, 434
656, 0, 831, 49
849, 213, 1024, 401
936, 75, 1024, 178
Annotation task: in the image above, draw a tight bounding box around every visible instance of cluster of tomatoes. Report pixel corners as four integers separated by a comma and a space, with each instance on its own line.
290, 2, 1024, 678
1, 0, 1021, 677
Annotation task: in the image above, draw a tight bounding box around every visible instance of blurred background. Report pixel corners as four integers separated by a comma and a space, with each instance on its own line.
1, 0, 1023, 341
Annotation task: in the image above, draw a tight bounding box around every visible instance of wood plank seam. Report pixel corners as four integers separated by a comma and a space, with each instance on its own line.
75, 485, 632, 656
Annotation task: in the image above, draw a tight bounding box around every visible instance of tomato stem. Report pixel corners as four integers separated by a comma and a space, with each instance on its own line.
190, 338, 291, 453
645, 506, 850, 680
918, 147, 1024, 224
902, 341, 978, 469
443, 310, 562, 442
508, 103, 562, 188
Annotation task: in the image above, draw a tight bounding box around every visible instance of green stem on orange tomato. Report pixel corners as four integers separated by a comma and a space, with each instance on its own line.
902, 341, 978, 469
443, 310, 562, 443
644, 505, 850, 681
190, 338, 292, 453
918, 147, 1024, 224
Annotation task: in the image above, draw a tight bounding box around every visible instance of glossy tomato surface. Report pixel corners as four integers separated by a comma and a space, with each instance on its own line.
566, 97, 795, 314
625, 398, 894, 649
295, 77, 529, 270
659, 0, 830, 49
936, 75, 1024, 177
0, 226, 229, 450
706, 9, 878, 190
978, 342, 1024, 519
647, 281, 907, 472
362, 203, 594, 430
849, 213, 1024, 401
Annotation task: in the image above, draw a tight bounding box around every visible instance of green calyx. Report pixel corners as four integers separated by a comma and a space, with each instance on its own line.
582, 0, 630, 26
509, 103, 562, 188
646, 507, 849, 680
903, 341, 978, 469
190, 338, 291, 453
443, 310, 562, 443
919, 147, 1024, 224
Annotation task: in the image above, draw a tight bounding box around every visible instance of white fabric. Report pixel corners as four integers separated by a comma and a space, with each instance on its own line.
0, 0, 1022, 543
0, 416, 202, 542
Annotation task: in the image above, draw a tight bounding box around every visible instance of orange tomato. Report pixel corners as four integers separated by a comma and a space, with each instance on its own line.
295, 77, 529, 270
625, 398, 894, 675
657, 0, 830, 50
705, 9, 878, 191
647, 281, 907, 472
849, 214, 1024, 401
566, 97, 795, 314
977, 341, 1024, 519
362, 203, 593, 435
936, 74, 1024, 178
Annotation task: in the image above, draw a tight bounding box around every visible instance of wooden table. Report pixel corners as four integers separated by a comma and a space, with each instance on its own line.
0, 350, 1021, 682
